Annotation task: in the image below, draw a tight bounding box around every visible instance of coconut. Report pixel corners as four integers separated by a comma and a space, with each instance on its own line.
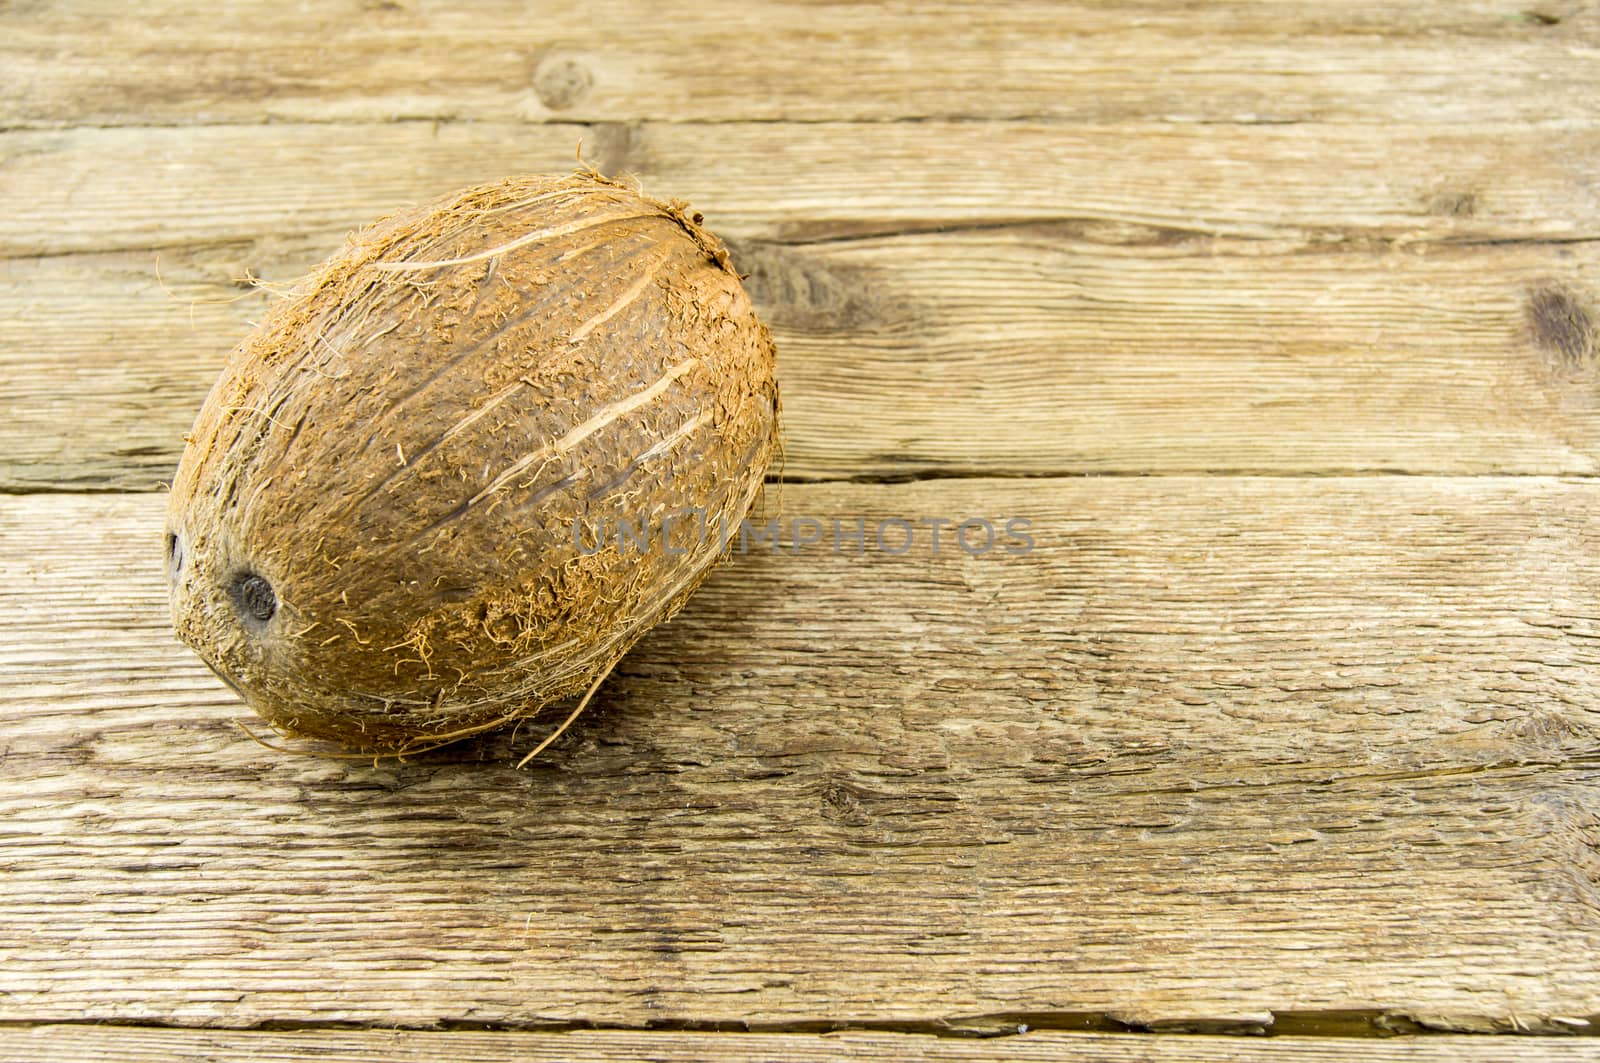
166, 171, 779, 757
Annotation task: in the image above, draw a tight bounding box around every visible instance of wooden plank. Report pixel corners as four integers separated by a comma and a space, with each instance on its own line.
3, 1, 1597, 128
3, 227, 1596, 490
3, 481, 1598, 1030
6, 118, 1599, 488
7, 1026, 1600, 1063
4, 121, 1597, 260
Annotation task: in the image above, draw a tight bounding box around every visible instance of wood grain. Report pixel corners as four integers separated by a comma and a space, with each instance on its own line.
9, 0, 1600, 1046
5, 121, 1598, 260
7, 1027, 1600, 1063
3, 1, 1596, 127
5, 117, 1597, 488
4, 221, 1597, 490
4, 482, 1599, 1030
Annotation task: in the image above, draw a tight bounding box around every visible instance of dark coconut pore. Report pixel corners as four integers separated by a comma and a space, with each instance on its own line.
167, 171, 779, 754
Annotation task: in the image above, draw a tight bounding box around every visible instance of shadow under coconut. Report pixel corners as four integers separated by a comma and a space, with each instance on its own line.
258, 549, 799, 830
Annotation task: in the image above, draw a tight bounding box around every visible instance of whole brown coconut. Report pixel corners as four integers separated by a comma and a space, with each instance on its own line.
167, 171, 779, 756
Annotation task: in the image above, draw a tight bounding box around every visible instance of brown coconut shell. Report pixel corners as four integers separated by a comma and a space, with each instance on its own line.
166, 171, 779, 755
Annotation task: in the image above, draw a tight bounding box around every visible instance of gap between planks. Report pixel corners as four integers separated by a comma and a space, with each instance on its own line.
6, 1026, 1600, 1063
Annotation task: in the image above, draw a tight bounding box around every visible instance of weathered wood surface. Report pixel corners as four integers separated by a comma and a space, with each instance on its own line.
3, 1, 1596, 127
6, 0, 1600, 1047
3, 120, 1599, 488
9, 122, 1598, 259
4, 484, 1599, 1030
8, 1027, 1600, 1063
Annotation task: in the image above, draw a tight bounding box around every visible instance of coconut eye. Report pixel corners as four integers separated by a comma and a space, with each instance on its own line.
230, 572, 278, 624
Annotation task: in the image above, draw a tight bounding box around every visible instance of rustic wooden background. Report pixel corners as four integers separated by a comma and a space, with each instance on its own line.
4, 2, 1600, 1060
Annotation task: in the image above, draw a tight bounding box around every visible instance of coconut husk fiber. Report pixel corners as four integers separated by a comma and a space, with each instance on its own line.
166, 170, 780, 757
